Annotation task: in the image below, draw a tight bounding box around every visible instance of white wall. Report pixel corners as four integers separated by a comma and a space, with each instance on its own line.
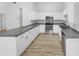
6, 3, 20, 30
37, 12, 64, 20
34, 2, 65, 20
0, 2, 8, 13
74, 2, 79, 23
0, 2, 67, 30
5, 2, 37, 30
34, 2, 65, 12
71, 2, 79, 31
0, 2, 8, 30
16, 2, 37, 26
21, 3, 37, 26
0, 2, 66, 30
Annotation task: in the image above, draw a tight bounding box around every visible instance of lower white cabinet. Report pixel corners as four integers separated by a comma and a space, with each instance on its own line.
0, 24, 63, 56
53, 25, 61, 33
66, 38, 79, 56
0, 37, 17, 56
39, 25, 45, 33
53, 25, 61, 40
39, 25, 61, 34
16, 26, 40, 55
0, 26, 39, 56
16, 32, 29, 55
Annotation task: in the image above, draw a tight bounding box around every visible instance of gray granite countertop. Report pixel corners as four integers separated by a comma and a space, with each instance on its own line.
63, 28, 79, 38
0, 23, 39, 37
60, 24, 79, 38
0, 19, 79, 38
31, 20, 66, 24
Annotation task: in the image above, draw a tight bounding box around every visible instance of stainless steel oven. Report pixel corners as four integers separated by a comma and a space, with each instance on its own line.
45, 16, 53, 34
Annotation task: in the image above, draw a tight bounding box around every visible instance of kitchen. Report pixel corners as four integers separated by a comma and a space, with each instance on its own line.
0, 2, 79, 56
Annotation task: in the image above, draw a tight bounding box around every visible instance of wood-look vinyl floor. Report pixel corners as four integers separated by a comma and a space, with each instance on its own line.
22, 33, 64, 56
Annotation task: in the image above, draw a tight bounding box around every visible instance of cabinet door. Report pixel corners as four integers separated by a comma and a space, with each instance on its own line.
35, 26, 40, 35
34, 26, 39, 38
53, 25, 60, 33
16, 32, 29, 55
16, 26, 40, 55
66, 39, 79, 56
39, 25, 45, 33
53, 25, 61, 40
29, 26, 39, 41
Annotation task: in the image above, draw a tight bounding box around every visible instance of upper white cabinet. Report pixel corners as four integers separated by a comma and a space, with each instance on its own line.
63, 2, 79, 31
71, 3, 79, 31
62, 3, 77, 28
74, 3, 79, 22
62, 8, 68, 21
63, 3, 75, 23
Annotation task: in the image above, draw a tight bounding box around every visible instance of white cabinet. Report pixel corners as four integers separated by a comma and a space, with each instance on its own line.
53, 25, 60, 33
53, 25, 61, 40
0, 25, 39, 56
16, 32, 29, 55
39, 25, 45, 33
66, 38, 79, 56
0, 37, 17, 56
16, 26, 39, 55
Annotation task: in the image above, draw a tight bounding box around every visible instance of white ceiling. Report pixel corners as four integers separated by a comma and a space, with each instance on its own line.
34, 2, 66, 12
